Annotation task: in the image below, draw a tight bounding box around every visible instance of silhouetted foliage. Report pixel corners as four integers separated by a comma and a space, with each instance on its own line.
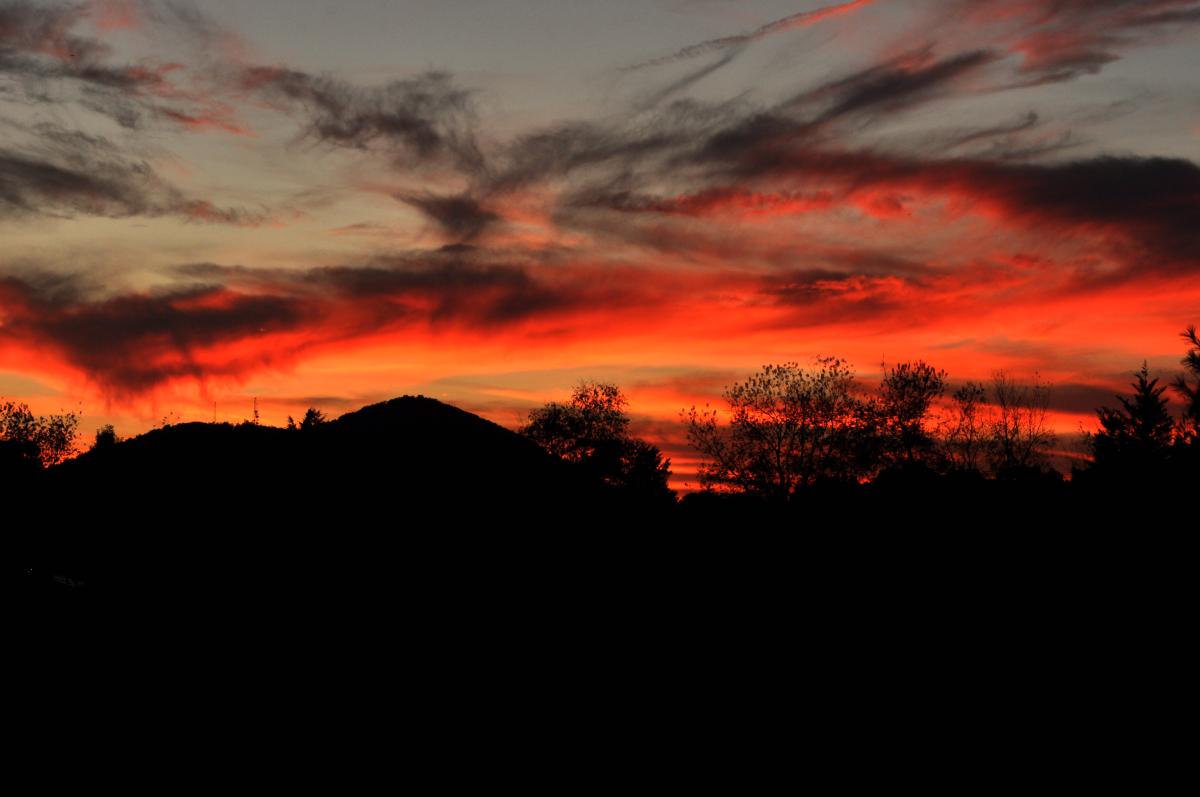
524, 381, 629, 462
0, 437, 40, 482
1175, 325, 1200, 441
942, 382, 988, 472
0, 399, 80, 467
872, 360, 947, 469
682, 358, 868, 501
523, 381, 673, 502
299, 408, 328, 430
92, 424, 120, 451
1087, 363, 1174, 475
987, 371, 1056, 476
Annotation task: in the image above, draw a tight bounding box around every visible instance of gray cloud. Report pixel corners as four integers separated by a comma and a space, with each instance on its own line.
624, 0, 870, 71
0, 123, 264, 223
241, 66, 485, 173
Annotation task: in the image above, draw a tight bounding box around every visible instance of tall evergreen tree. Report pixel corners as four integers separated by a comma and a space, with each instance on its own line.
1175, 325, 1200, 441
1089, 363, 1174, 473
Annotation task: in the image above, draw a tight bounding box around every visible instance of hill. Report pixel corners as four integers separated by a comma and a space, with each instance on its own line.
16, 395, 660, 605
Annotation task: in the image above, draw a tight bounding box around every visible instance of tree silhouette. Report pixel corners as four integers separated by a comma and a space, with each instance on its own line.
872, 360, 947, 469
682, 358, 867, 501
0, 399, 80, 467
987, 371, 1056, 475
0, 437, 40, 481
524, 382, 628, 462
92, 424, 120, 451
943, 382, 988, 472
523, 381, 673, 502
287, 407, 329, 431
300, 408, 328, 430
1175, 325, 1200, 441
1087, 363, 1174, 475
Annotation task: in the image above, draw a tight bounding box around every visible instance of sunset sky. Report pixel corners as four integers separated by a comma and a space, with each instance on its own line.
2, 0, 1199, 484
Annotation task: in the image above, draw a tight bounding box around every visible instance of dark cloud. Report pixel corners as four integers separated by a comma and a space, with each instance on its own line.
489, 47, 1002, 208
0, 125, 264, 223
940, 113, 1079, 162
685, 49, 996, 168
712, 145, 1200, 274
1, 149, 158, 217
632, 47, 743, 110
181, 255, 635, 327
1046, 381, 1149, 416
484, 120, 670, 193
758, 268, 920, 327
0, 275, 313, 394
0, 253, 656, 394
397, 193, 498, 241
241, 66, 484, 173
562, 1, 1199, 198
800, 49, 998, 124
483, 95, 758, 196
951, 155, 1200, 274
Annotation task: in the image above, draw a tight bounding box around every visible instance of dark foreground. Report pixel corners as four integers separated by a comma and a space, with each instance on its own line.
9, 397, 1195, 620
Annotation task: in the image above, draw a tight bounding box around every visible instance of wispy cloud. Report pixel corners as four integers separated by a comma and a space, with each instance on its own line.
625, 0, 876, 70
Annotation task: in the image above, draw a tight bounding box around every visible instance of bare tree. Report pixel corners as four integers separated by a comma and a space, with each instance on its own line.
987, 371, 1056, 474
942, 382, 989, 472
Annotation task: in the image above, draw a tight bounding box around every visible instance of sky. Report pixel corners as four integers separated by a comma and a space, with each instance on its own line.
2, 0, 1199, 485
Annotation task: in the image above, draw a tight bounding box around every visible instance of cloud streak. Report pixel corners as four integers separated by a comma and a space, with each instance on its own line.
0, 251, 661, 396
240, 66, 484, 172
626, 0, 875, 70
0, 123, 264, 223
962, 0, 1200, 86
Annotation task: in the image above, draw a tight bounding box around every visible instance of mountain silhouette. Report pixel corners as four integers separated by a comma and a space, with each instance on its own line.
52, 395, 592, 506
18, 395, 663, 609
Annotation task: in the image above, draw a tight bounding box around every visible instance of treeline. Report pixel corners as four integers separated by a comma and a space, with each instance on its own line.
680, 359, 1067, 500
520, 326, 1200, 503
